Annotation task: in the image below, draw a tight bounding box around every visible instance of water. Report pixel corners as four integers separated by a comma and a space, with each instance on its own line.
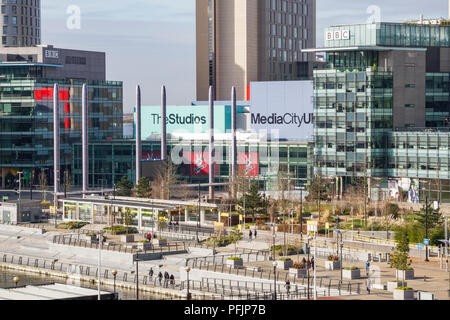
0, 268, 177, 300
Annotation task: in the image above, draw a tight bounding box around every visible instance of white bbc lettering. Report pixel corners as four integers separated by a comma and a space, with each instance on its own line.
45, 50, 59, 59
341, 30, 350, 40
326, 30, 351, 41
326, 31, 333, 41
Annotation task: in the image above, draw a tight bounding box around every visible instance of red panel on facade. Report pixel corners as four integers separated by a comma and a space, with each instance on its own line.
238, 152, 259, 177
142, 151, 161, 161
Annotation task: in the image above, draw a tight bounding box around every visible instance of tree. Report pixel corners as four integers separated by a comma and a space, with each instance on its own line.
39, 170, 47, 202
122, 208, 134, 235
152, 158, 180, 200
135, 177, 152, 198
229, 229, 243, 256
116, 176, 133, 197
389, 229, 412, 287
236, 183, 269, 224
305, 175, 329, 202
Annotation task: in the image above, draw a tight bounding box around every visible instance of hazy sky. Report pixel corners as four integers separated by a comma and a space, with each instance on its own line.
41, 0, 448, 113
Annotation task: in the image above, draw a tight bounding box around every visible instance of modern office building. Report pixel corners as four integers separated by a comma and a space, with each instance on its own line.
71, 139, 312, 192
1, 0, 41, 47
196, 0, 317, 101
72, 80, 314, 192
0, 3, 123, 188
303, 18, 450, 201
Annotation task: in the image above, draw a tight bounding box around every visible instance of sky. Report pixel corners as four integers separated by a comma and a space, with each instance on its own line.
41, 0, 449, 113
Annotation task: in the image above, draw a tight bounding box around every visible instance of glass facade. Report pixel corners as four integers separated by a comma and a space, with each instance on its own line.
0, 65, 123, 186
72, 140, 312, 191
426, 73, 450, 127
314, 68, 393, 178
325, 23, 450, 48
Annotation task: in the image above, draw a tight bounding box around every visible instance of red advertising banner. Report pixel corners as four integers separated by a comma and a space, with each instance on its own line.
142, 151, 161, 161
238, 152, 259, 177
183, 151, 219, 176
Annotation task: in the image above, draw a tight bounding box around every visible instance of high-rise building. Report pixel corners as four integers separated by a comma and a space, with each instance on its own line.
304, 18, 450, 200
1, 0, 41, 47
196, 0, 316, 101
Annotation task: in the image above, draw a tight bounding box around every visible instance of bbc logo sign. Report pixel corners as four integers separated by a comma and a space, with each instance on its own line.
326, 30, 350, 41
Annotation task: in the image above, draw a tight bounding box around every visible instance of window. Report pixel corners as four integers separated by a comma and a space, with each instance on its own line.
405, 104, 415, 108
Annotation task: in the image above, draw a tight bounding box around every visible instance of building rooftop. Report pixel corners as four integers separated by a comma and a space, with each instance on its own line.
0, 283, 115, 300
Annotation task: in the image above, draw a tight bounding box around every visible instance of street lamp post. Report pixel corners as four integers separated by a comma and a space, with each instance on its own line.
425, 196, 429, 262
17, 171, 23, 220
272, 261, 277, 300
185, 267, 191, 300
134, 249, 142, 300
197, 183, 201, 243
313, 233, 317, 301
307, 237, 310, 300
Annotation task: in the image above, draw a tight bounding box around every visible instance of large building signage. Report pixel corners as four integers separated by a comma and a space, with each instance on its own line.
44, 49, 59, 59
326, 29, 350, 41
249, 81, 314, 140
139, 105, 231, 139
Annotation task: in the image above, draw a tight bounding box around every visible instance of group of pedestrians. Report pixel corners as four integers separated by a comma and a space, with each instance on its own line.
300, 257, 315, 270
148, 268, 175, 288
248, 230, 258, 242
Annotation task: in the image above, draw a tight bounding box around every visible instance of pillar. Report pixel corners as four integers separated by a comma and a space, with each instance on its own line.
1, 168, 5, 189
136, 85, 142, 185
185, 208, 189, 223
200, 208, 206, 225
231, 87, 237, 195
209, 86, 215, 199
161, 85, 167, 161
53, 83, 60, 208
82, 84, 88, 194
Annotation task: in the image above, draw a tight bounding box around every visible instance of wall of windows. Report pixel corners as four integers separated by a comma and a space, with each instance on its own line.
426, 73, 450, 127
325, 23, 450, 48
314, 67, 393, 178
72, 140, 312, 191
0, 77, 123, 187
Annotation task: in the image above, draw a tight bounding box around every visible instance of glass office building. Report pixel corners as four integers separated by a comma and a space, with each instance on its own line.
304, 19, 450, 201
71, 140, 312, 192
0, 63, 123, 187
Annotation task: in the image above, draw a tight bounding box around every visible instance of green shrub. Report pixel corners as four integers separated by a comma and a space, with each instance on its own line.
86, 233, 96, 237
57, 221, 89, 230
139, 240, 150, 243
396, 287, 413, 291
279, 257, 292, 262
344, 267, 359, 271
103, 225, 138, 235
227, 257, 243, 261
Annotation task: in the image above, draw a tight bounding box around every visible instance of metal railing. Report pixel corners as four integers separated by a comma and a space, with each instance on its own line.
51, 234, 187, 254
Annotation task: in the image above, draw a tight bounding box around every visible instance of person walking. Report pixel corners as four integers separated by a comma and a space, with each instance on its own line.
158, 272, 163, 286
149, 267, 154, 279
164, 271, 170, 288
311, 257, 315, 271
365, 260, 370, 277
170, 274, 175, 288
307, 258, 311, 269
366, 277, 372, 295
254, 230, 257, 239
285, 280, 291, 298
249, 230, 253, 242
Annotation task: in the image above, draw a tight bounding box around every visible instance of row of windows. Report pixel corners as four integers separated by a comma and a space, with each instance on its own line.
3, 25, 39, 36
3, 14, 39, 27
1, 2, 39, 17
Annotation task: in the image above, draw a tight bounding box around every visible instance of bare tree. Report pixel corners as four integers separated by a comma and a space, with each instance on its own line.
153, 158, 180, 200
39, 170, 47, 202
